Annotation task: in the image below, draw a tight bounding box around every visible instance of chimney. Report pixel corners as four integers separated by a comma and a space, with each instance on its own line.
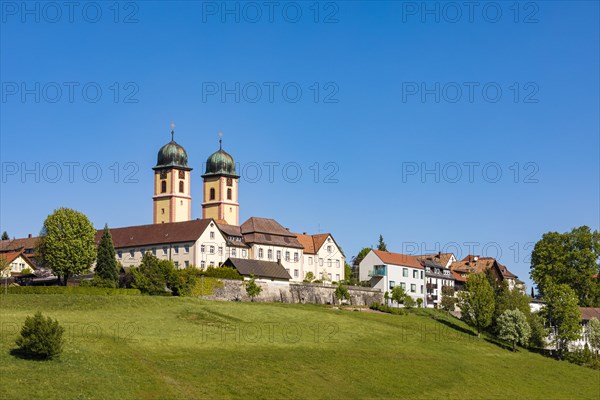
28, 234, 32, 238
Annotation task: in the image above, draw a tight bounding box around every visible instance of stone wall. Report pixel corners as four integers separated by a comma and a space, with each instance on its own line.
204, 279, 383, 306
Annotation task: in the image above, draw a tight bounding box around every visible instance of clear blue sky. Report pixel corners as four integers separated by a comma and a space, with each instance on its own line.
1, 1, 598, 290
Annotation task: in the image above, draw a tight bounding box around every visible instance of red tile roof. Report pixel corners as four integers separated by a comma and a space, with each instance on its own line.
373, 250, 423, 269
580, 307, 600, 321
0, 251, 23, 264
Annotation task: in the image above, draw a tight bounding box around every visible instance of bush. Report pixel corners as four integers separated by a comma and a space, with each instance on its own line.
15, 312, 64, 359
80, 276, 118, 288
190, 276, 224, 296
200, 266, 243, 280
5, 286, 140, 296
369, 302, 406, 315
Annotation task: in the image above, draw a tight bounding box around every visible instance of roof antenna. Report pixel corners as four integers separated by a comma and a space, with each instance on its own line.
219, 130, 223, 150
171, 121, 175, 141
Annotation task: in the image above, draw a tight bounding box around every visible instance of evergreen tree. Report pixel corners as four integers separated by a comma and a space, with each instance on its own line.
530, 286, 535, 298
95, 224, 119, 282
377, 235, 388, 251
1, 231, 9, 240
459, 273, 495, 337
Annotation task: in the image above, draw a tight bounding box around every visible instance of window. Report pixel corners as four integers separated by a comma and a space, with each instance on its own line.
285, 251, 290, 261
400, 282, 406, 289
231, 248, 237, 257
227, 188, 232, 200
403, 268, 408, 277
327, 245, 332, 253
421, 271, 424, 279
308, 257, 313, 265
336, 274, 340, 281
411, 284, 416, 293
328, 273, 332, 280
161, 208, 165, 215
268, 249, 273, 260
420, 285, 423, 294
276, 250, 281, 260
327, 259, 332, 268
413, 270, 418, 279
179, 181, 184, 193
210, 188, 215, 200
286, 268, 290, 273
210, 246, 215, 254
319, 258, 323, 266
185, 261, 189, 267
117, 251, 122, 259
389, 280, 396, 289
209, 261, 214, 267
218, 246, 223, 255
163, 247, 168, 255
210, 231, 215, 239
294, 269, 299, 278
259, 248, 264, 258
174, 245, 179, 254
140, 248, 146, 255
242, 249, 247, 257
152, 247, 156, 255
201, 245, 205, 253
130, 249, 135, 258
174, 261, 179, 267
294, 252, 299, 262
184, 245, 189, 253
201, 261, 205, 268
161, 180, 167, 193
335, 260, 340, 268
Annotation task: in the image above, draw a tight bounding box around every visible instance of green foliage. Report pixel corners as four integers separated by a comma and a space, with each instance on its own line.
1, 231, 9, 240
543, 283, 583, 357
200, 266, 243, 280
377, 235, 387, 251
95, 224, 119, 283
352, 247, 372, 267
245, 275, 262, 301
334, 283, 350, 303
384, 291, 390, 306
416, 298, 423, 308
189, 276, 224, 296
130, 253, 177, 295
530, 226, 600, 307
459, 273, 495, 336
5, 286, 140, 295
528, 312, 548, 349
369, 302, 406, 315
39, 208, 97, 286
497, 309, 532, 351
304, 271, 315, 282
492, 282, 531, 332
15, 312, 64, 359
391, 285, 407, 306
80, 276, 118, 288
404, 296, 416, 309
585, 317, 600, 355
344, 263, 352, 281
20, 267, 33, 275
441, 286, 456, 313
565, 345, 600, 369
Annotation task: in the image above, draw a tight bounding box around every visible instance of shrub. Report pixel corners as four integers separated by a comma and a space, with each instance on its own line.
190, 276, 224, 296
334, 284, 350, 303
404, 296, 416, 309
200, 266, 243, 280
6, 286, 140, 295
15, 312, 64, 359
80, 276, 118, 288
416, 298, 423, 308
245, 275, 262, 301
20, 268, 33, 275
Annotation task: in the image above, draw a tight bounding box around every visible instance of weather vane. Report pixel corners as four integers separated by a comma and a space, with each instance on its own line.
219, 130, 223, 149
171, 121, 175, 141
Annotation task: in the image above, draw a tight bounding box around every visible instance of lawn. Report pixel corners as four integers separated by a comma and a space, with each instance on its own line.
0, 295, 598, 399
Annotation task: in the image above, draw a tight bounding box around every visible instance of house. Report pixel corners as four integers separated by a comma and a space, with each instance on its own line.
359, 249, 425, 303
0, 234, 40, 267
295, 232, 345, 282
0, 250, 37, 277
417, 255, 456, 308
222, 258, 292, 282
450, 255, 520, 290
571, 308, 600, 351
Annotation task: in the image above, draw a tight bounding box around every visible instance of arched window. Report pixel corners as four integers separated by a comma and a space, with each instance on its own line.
161, 180, 167, 193
227, 188, 232, 200
210, 188, 215, 200
179, 181, 184, 193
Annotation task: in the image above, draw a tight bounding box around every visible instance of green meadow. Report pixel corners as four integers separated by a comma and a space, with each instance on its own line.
0, 295, 598, 399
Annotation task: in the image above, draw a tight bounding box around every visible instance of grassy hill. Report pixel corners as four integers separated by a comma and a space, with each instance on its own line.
0, 295, 598, 399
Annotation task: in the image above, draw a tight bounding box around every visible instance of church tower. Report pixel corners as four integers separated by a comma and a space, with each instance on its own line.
153, 123, 192, 224
201, 133, 239, 225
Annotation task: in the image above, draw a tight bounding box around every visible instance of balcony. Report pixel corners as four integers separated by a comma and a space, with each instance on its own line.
368, 265, 387, 277
427, 295, 438, 302
426, 283, 438, 290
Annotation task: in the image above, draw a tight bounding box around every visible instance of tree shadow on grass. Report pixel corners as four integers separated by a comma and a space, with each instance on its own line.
9, 348, 53, 361
483, 337, 514, 352
435, 316, 478, 337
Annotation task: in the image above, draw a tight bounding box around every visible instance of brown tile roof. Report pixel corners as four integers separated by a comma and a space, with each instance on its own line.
0, 237, 40, 252
241, 217, 303, 249
580, 307, 600, 321
216, 223, 242, 238
223, 258, 292, 280
456, 255, 518, 279
95, 219, 214, 248
373, 250, 423, 269
417, 253, 455, 267
451, 270, 466, 282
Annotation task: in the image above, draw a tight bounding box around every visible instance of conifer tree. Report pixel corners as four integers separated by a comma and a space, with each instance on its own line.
95, 224, 119, 282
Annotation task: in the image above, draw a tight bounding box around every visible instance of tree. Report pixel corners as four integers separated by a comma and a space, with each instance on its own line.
15, 312, 64, 359
459, 273, 495, 337
530, 226, 600, 307
384, 291, 390, 306
530, 287, 535, 298
38, 208, 97, 286
492, 282, 531, 333
377, 235, 387, 251
1, 231, 9, 240
586, 317, 600, 356
131, 253, 177, 295
543, 283, 582, 358
391, 285, 406, 307
334, 283, 350, 304
497, 309, 532, 352
441, 286, 456, 313
416, 298, 423, 308
404, 296, 416, 309
352, 247, 372, 267
344, 263, 352, 281
304, 271, 315, 282
95, 224, 119, 283
245, 275, 262, 301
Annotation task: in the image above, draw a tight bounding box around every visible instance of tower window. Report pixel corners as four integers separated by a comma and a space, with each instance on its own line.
179, 181, 184, 193
210, 188, 215, 200
227, 188, 232, 200
161, 180, 167, 193
161, 208, 165, 215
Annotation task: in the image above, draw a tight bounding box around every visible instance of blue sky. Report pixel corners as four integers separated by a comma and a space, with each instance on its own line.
1, 1, 598, 289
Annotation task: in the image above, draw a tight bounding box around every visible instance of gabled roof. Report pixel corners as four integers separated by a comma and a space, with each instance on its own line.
0, 236, 40, 253
579, 307, 600, 321
451, 270, 466, 282
417, 253, 455, 268
240, 217, 303, 249
295, 233, 316, 253
223, 258, 292, 280
455, 255, 518, 280
0, 251, 36, 270
372, 250, 423, 269
95, 219, 215, 248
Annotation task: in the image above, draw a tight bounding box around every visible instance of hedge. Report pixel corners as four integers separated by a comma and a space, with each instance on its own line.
190, 276, 224, 296
5, 286, 141, 296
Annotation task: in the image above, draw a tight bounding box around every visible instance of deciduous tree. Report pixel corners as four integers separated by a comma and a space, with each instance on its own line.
335, 283, 350, 304
586, 317, 600, 356
441, 286, 456, 313
459, 273, 495, 337
245, 275, 262, 302
543, 283, 582, 358
391, 285, 406, 307
497, 309, 531, 351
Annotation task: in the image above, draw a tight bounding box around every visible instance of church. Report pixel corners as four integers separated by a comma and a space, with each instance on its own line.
99, 125, 346, 283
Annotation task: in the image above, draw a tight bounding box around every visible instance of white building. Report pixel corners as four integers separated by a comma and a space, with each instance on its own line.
359, 249, 425, 304
418, 255, 456, 308
0, 251, 36, 277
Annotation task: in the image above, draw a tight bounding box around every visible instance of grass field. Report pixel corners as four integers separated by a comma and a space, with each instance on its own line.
0, 295, 598, 399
